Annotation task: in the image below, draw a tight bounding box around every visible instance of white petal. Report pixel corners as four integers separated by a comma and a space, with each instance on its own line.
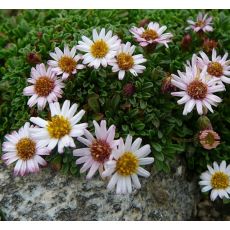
131, 174, 141, 189
139, 157, 154, 165
86, 162, 100, 179
125, 135, 132, 151
107, 173, 119, 190
131, 138, 142, 152
77, 137, 91, 147
135, 145, 151, 158
30, 117, 48, 128
137, 167, 150, 177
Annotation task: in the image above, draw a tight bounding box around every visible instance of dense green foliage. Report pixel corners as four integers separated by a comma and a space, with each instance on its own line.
0, 10, 230, 176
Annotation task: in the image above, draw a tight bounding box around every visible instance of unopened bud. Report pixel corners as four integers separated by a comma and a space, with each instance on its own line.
203, 38, 218, 53
26, 52, 41, 65
197, 115, 212, 131
181, 34, 192, 50
161, 73, 177, 94
123, 83, 136, 97
138, 18, 150, 27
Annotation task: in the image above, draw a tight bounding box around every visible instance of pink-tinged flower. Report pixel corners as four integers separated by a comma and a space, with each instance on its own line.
171, 55, 225, 115
23, 63, 65, 110
130, 22, 173, 48
197, 49, 230, 85
73, 120, 118, 179
102, 135, 154, 194
1, 122, 50, 176
108, 42, 146, 80
199, 129, 220, 150
30, 100, 88, 154
47, 45, 85, 80
186, 12, 213, 33
76, 28, 121, 69
199, 161, 230, 201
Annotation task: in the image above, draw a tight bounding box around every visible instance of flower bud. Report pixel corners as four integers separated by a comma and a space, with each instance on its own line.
26, 52, 41, 65
123, 83, 136, 97
181, 34, 192, 50
138, 18, 150, 27
50, 156, 62, 171
197, 115, 212, 130
37, 32, 43, 39
161, 73, 176, 94
203, 38, 218, 53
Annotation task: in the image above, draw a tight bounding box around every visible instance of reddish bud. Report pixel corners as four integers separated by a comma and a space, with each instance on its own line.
203, 38, 218, 53
161, 74, 176, 94
138, 18, 150, 27
37, 32, 43, 39
26, 52, 41, 65
123, 83, 136, 97
181, 34, 192, 50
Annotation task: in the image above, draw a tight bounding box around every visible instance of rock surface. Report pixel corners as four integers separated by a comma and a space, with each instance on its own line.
0, 162, 198, 221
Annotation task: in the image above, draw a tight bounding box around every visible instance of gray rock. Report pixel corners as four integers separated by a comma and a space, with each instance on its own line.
0, 162, 198, 220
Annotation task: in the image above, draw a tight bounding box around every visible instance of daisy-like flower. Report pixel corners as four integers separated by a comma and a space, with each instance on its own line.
23, 63, 65, 110
129, 22, 173, 48
47, 45, 85, 80
108, 42, 146, 80
197, 49, 230, 84
199, 161, 230, 201
199, 129, 220, 150
76, 28, 121, 69
171, 56, 225, 115
30, 100, 87, 153
1, 122, 50, 176
73, 120, 118, 179
186, 12, 213, 33
102, 135, 154, 194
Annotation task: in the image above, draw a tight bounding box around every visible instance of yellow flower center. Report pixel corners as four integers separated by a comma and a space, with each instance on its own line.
35, 76, 55, 97
58, 56, 77, 74
47, 115, 71, 139
204, 132, 216, 145
195, 20, 205, 27
117, 53, 134, 70
90, 39, 109, 58
211, 172, 229, 189
16, 138, 36, 161
90, 139, 111, 163
207, 62, 223, 77
187, 80, 208, 100
116, 152, 138, 176
142, 29, 159, 41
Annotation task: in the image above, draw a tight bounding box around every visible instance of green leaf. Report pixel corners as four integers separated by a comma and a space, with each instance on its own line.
88, 95, 100, 113
152, 143, 162, 152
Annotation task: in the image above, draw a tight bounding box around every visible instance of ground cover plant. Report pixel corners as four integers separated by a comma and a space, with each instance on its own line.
0, 10, 230, 199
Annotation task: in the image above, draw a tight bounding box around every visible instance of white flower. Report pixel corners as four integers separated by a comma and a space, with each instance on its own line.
1, 122, 50, 176
108, 42, 146, 80
73, 120, 118, 179
171, 55, 225, 115
129, 22, 173, 48
186, 12, 213, 33
47, 45, 85, 80
102, 135, 154, 194
76, 28, 121, 69
199, 161, 230, 201
29, 100, 88, 153
23, 63, 65, 110
197, 49, 230, 84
